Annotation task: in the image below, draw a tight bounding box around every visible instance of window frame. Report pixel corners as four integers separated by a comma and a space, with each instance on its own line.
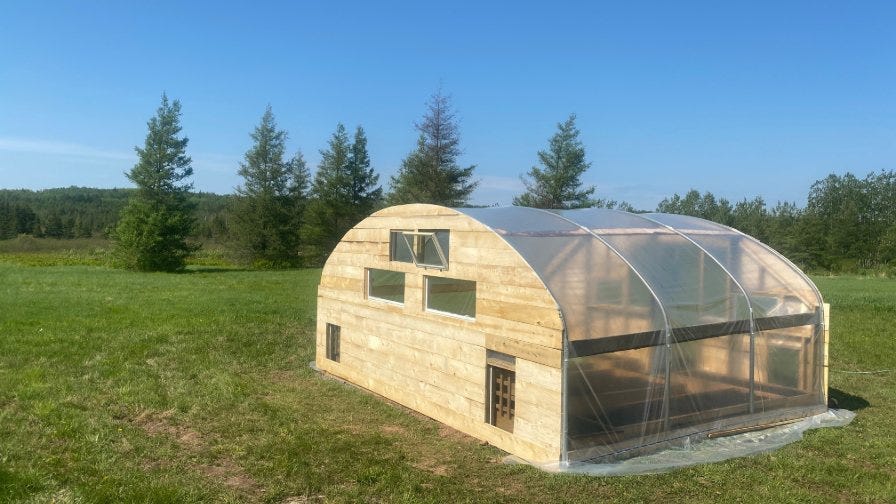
389, 230, 414, 263
325, 323, 341, 362
366, 268, 406, 305
424, 275, 476, 320
389, 229, 449, 270
486, 352, 516, 432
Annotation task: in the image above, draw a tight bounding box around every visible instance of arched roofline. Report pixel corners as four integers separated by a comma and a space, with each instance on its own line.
644, 212, 824, 309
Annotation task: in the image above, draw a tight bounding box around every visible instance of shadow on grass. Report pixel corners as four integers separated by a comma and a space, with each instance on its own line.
828, 387, 870, 411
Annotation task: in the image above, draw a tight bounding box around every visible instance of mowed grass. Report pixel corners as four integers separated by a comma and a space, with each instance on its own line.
0, 260, 894, 504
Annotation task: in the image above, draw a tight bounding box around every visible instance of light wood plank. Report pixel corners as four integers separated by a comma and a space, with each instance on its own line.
485, 333, 562, 368
371, 204, 462, 218
477, 298, 563, 331
339, 339, 484, 404
321, 363, 561, 462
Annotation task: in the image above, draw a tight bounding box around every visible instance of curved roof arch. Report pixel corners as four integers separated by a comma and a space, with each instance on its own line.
456, 206, 823, 350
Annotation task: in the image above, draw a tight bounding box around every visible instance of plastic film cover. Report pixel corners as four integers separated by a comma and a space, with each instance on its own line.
455, 207, 827, 463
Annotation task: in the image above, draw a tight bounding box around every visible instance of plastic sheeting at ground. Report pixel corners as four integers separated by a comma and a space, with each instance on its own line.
507, 409, 855, 475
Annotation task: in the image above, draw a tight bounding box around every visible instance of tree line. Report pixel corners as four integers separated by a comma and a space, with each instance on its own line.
2, 92, 893, 274
657, 171, 896, 272
0, 187, 228, 240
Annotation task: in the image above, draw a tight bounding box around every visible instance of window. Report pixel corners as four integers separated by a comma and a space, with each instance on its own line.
417, 229, 449, 267
367, 269, 405, 304
425, 276, 475, 318
390, 229, 449, 269
390, 230, 414, 263
326, 323, 340, 362
487, 352, 516, 432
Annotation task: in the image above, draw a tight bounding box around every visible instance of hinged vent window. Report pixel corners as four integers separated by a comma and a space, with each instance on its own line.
390, 229, 449, 269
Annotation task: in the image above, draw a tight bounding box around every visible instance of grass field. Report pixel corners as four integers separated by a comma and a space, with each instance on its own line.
0, 257, 894, 503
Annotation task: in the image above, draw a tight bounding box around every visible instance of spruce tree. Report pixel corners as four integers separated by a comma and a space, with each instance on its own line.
388, 90, 477, 206
514, 114, 596, 209
304, 124, 382, 264
346, 126, 383, 218
113, 94, 196, 271
231, 106, 309, 267
0, 202, 15, 239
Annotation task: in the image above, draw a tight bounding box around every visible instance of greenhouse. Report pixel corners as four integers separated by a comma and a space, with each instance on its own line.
316, 204, 828, 464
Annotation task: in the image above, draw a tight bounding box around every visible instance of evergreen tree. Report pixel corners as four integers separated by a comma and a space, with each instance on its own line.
44, 212, 65, 239
657, 189, 734, 225
388, 90, 477, 206
286, 151, 311, 235
731, 196, 769, 242
113, 94, 196, 271
231, 106, 309, 267
13, 205, 38, 235
0, 201, 15, 239
514, 114, 595, 209
346, 126, 383, 219
304, 124, 382, 264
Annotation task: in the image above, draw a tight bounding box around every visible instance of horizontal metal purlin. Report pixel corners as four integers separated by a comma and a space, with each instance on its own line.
569, 312, 818, 357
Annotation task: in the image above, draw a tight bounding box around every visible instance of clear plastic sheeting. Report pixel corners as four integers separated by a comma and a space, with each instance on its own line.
455, 207, 828, 463
514, 409, 855, 475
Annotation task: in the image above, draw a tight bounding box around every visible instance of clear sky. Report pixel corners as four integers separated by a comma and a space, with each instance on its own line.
1, 1, 893, 210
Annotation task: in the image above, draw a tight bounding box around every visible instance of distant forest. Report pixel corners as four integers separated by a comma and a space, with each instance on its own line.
0, 187, 230, 242
2, 169, 894, 274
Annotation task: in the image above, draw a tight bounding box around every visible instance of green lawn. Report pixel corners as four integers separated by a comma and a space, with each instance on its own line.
0, 260, 893, 503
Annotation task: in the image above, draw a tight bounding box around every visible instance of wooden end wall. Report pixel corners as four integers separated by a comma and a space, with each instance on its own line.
315, 204, 564, 462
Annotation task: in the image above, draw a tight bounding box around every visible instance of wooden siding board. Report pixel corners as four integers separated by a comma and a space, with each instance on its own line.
316, 204, 566, 461
339, 340, 484, 404
323, 363, 560, 462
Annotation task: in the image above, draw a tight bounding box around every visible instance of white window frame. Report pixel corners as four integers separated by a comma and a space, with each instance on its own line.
366, 268, 406, 306
390, 229, 449, 270
423, 275, 476, 320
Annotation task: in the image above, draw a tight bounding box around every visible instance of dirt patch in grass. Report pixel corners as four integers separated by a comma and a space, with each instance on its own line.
280, 496, 325, 504
197, 460, 263, 495
132, 410, 203, 450
129, 409, 263, 498
412, 460, 451, 476
380, 424, 408, 436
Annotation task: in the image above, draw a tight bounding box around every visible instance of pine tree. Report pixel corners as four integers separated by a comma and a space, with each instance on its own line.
346, 126, 383, 219
0, 201, 15, 239
113, 94, 196, 271
231, 106, 309, 267
304, 124, 383, 264
388, 90, 477, 206
286, 151, 311, 235
514, 114, 595, 209
44, 212, 65, 239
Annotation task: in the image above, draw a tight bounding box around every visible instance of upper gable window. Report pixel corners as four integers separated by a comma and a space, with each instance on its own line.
390, 229, 449, 269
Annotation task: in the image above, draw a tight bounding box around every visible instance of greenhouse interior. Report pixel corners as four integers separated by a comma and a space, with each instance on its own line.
459, 207, 827, 462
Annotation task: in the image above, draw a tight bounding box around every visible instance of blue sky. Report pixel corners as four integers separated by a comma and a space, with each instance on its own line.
1, 1, 893, 209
